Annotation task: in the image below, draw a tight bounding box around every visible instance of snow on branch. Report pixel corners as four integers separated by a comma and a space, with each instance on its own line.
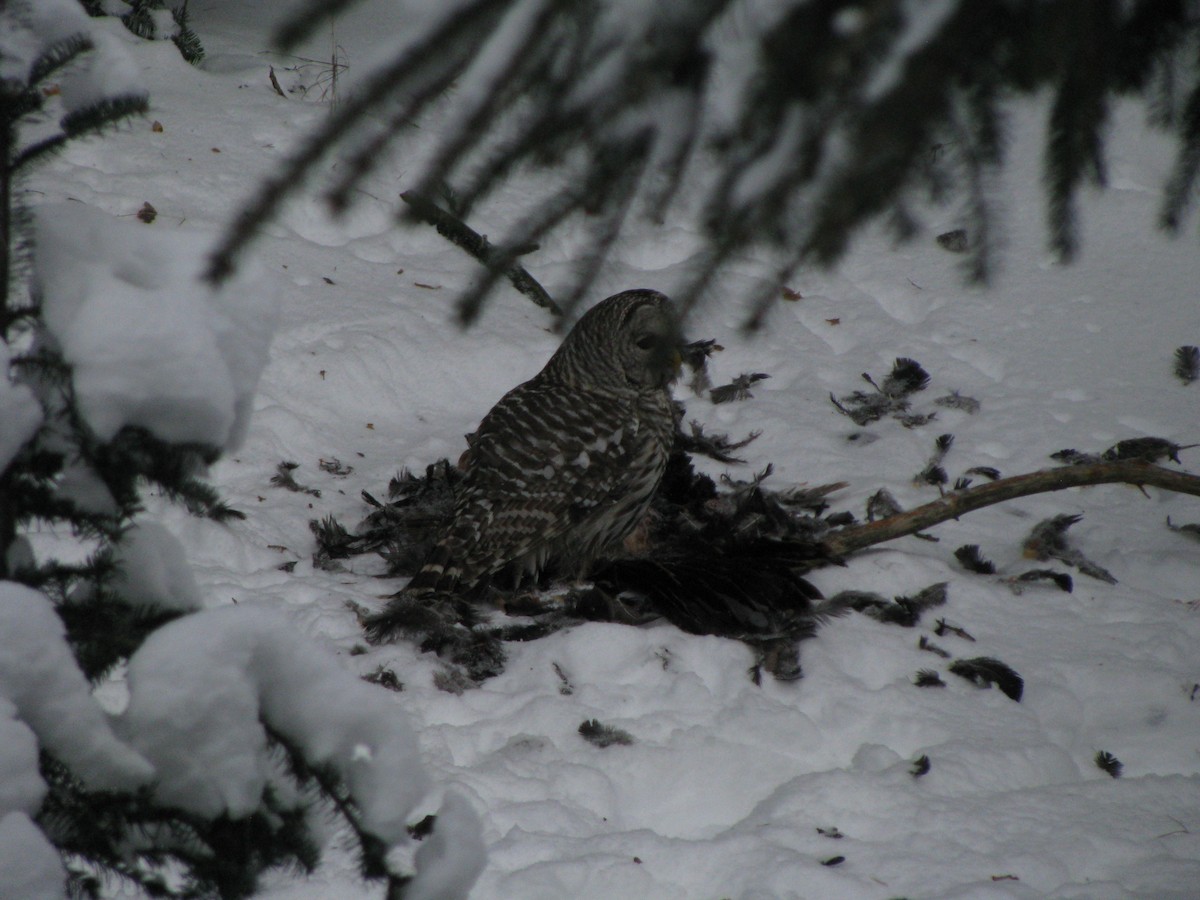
122, 607, 429, 839
33, 204, 278, 450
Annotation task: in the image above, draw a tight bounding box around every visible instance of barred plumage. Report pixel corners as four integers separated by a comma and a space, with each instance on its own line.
409, 289, 679, 595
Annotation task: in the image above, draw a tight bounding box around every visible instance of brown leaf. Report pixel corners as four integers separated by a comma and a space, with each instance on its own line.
781, 287, 803, 301
136, 202, 157, 224
151, 120, 164, 133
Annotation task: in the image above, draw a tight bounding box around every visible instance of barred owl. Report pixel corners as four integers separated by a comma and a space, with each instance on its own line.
409, 289, 680, 595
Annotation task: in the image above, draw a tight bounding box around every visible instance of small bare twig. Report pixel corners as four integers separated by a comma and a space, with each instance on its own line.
399, 190, 562, 317
823, 461, 1200, 558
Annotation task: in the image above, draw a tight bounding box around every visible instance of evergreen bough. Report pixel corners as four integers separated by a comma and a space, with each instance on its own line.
209, 0, 1200, 326
0, 15, 412, 899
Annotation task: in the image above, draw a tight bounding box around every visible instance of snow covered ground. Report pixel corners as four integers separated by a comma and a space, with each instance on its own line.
29, 6, 1200, 898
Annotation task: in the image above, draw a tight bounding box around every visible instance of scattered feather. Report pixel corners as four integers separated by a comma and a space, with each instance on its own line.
866, 488, 903, 522
955, 544, 996, 575
1174, 345, 1199, 384
896, 411, 938, 428
964, 465, 1001, 481
914, 669, 945, 687
362, 666, 403, 692
710, 372, 770, 404
1023, 514, 1117, 584
318, 456, 354, 476
675, 420, 760, 464
881, 358, 931, 397
817, 827, 844, 839
1003, 569, 1074, 594
919, 635, 952, 658
1101, 437, 1196, 465
948, 657, 1024, 701
934, 618, 975, 642
271, 460, 321, 496
936, 229, 969, 252
1166, 517, 1200, 542
680, 338, 721, 394
1094, 750, 1123, 778
579, 719, 635, 748
935, 391, 981, 413
1050, 448, 1100, 466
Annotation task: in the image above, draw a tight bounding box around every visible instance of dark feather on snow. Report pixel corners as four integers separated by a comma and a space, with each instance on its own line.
881, 358, 931, 397
710, 372, 770, 404
964, 465, 1001, 481
1094, 750, 1123, 778
935, 390, 981, 413
948, 656, 1024, 701
1023, 514, 1116, 584
866, 488, 903, 521
919, 635, 952, 658
579, 719, 634, 748
1050, 448, 1100, 466
1101, 436, 1196, 465
1174, 345, 1199, 384
955, 544, 996, 575
675, 420, 760, 464
1166, 517, 1200, 541
1003, 569, 1074, 593
914, 669, 945, 687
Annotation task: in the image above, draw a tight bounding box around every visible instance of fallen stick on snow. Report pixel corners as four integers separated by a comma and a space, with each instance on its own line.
822, 460, 1200, 557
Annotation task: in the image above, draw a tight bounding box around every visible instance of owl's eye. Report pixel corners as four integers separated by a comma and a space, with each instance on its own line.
635, 334, 657, 350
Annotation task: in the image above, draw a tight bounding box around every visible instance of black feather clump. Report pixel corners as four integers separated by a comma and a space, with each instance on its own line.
590, 453, 848, 681
1054, 437, 1196, 467
948, 657, 1024, 701
1101, 437, 1196, 465
1094, 750, 1123, 778
579, 719, 635, 748
831, 357, 932, 426
1175, 346, 1199, 384
827, 583, 947, 628
955, 544, 996, 575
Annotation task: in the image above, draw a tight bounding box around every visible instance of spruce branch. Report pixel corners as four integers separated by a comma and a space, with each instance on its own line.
822, 460, 1200, 558
29, 33, 95, 86
398, 190, 561, 317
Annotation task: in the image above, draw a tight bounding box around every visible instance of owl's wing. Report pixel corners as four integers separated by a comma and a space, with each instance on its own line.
447, 380, 643, 578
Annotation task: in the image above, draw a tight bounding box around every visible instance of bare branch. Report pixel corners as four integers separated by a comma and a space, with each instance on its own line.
822, 461, 1200, 558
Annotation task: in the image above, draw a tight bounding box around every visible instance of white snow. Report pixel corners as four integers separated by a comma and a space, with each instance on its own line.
0, 812, 65, 900
406, 792, 488, 900
6, 3, 1200, 898
0, 583, 154, 793
108, 521, 203, 613
122, 606, 431, 844
33, 202, 278, 449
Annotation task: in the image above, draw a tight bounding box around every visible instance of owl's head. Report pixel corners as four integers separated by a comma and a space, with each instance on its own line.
549, 289, 680, 391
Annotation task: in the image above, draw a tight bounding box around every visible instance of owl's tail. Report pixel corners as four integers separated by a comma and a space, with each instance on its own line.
404, 542, 463, 594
